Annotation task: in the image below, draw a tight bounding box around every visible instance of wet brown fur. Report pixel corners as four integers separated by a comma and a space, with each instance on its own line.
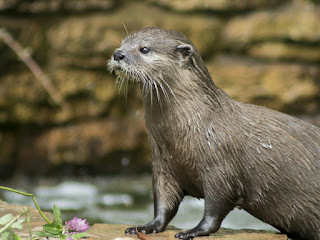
109, 27, 320, 240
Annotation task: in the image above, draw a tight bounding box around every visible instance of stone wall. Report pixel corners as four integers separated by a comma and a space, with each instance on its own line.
0, 0, 319, 178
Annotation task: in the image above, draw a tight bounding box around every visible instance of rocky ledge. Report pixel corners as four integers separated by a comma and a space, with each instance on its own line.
0, 199, 287, 240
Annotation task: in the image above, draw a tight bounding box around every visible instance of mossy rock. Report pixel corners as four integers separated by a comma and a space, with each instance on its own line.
147, 0, 288, 12
207, 55, 320, 113
0, 0, 117, 13
248, 42, 320, 62
47, 1, 222, 69
223, 1, 320, 46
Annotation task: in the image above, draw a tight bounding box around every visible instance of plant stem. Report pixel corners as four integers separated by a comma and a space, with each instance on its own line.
0, 186, 51, 224
0, 209, 28, 234
0, 28, 69, 111
25, 208, 33, 240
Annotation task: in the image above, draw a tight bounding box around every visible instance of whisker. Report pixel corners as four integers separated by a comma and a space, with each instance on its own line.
159, 74, 176, 101
153, 79, 161, 104
124, 77, 129, 104
118, 76, 126, 95
145, 71, 160, 104
122, 22, 129, 36
109, 59, 177, 111
156, 78, 168, 103
149, 79, 153, 107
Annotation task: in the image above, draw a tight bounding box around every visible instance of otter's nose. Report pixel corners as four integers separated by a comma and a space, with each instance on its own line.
113, 50, 125, 61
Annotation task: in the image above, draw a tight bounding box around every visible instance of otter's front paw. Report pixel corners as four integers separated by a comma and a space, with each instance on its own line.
175, 228, 211, 240
175, 231, 196, 240
125, 226, 158, 235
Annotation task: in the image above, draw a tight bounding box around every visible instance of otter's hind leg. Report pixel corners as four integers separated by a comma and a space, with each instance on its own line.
175, 196, 233, 240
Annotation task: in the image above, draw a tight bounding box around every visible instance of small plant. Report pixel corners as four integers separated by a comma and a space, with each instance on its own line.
35, 205, 88, 240
64, 217, 89, 236
0, 208, 29, 240
0, 186, 89, 240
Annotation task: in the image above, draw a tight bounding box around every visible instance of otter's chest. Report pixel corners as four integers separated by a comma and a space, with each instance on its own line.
148, 118, 206, 198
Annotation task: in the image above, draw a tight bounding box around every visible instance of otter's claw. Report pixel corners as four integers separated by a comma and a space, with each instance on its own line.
125, 226, 158, 235
125, 227, 137, 234
175, 231, 196, 240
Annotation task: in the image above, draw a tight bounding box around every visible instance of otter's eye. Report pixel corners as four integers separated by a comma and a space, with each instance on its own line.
140, 47, 150, 54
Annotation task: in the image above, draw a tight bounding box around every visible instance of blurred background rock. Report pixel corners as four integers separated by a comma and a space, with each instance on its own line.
0, 0, 319, 179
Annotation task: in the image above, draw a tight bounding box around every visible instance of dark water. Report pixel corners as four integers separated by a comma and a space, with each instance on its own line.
0, 175, 277, 232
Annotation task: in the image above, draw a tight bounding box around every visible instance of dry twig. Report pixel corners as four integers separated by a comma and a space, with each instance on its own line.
136, 226, 153, 240
0, 28, 69, 111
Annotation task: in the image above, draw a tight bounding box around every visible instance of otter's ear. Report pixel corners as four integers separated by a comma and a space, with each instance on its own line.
176, 44, 194, 62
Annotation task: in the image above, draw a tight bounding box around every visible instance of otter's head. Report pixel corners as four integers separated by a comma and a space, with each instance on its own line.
108, 27, 211, 102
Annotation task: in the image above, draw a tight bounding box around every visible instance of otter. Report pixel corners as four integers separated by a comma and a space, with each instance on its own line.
108, 27, 320, 240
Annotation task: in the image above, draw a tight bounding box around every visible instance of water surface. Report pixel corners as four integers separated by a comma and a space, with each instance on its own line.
1, 175, 277, 232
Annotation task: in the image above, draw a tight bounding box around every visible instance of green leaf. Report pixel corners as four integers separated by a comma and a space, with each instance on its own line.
43, 222, 63, 235
34, 231, 64, 238
13, 234, 21, 240
34, 231, 56, 237
11, 219, 25, 230
70, 232, 88, 240
53, 205, 62, 227
1, 229, 15, 240
0, 214, 14, 225
34, 231, 46, 237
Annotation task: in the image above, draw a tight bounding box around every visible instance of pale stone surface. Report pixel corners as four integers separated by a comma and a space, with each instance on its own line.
87, 224, 287, 240
0, 200, 287, 240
